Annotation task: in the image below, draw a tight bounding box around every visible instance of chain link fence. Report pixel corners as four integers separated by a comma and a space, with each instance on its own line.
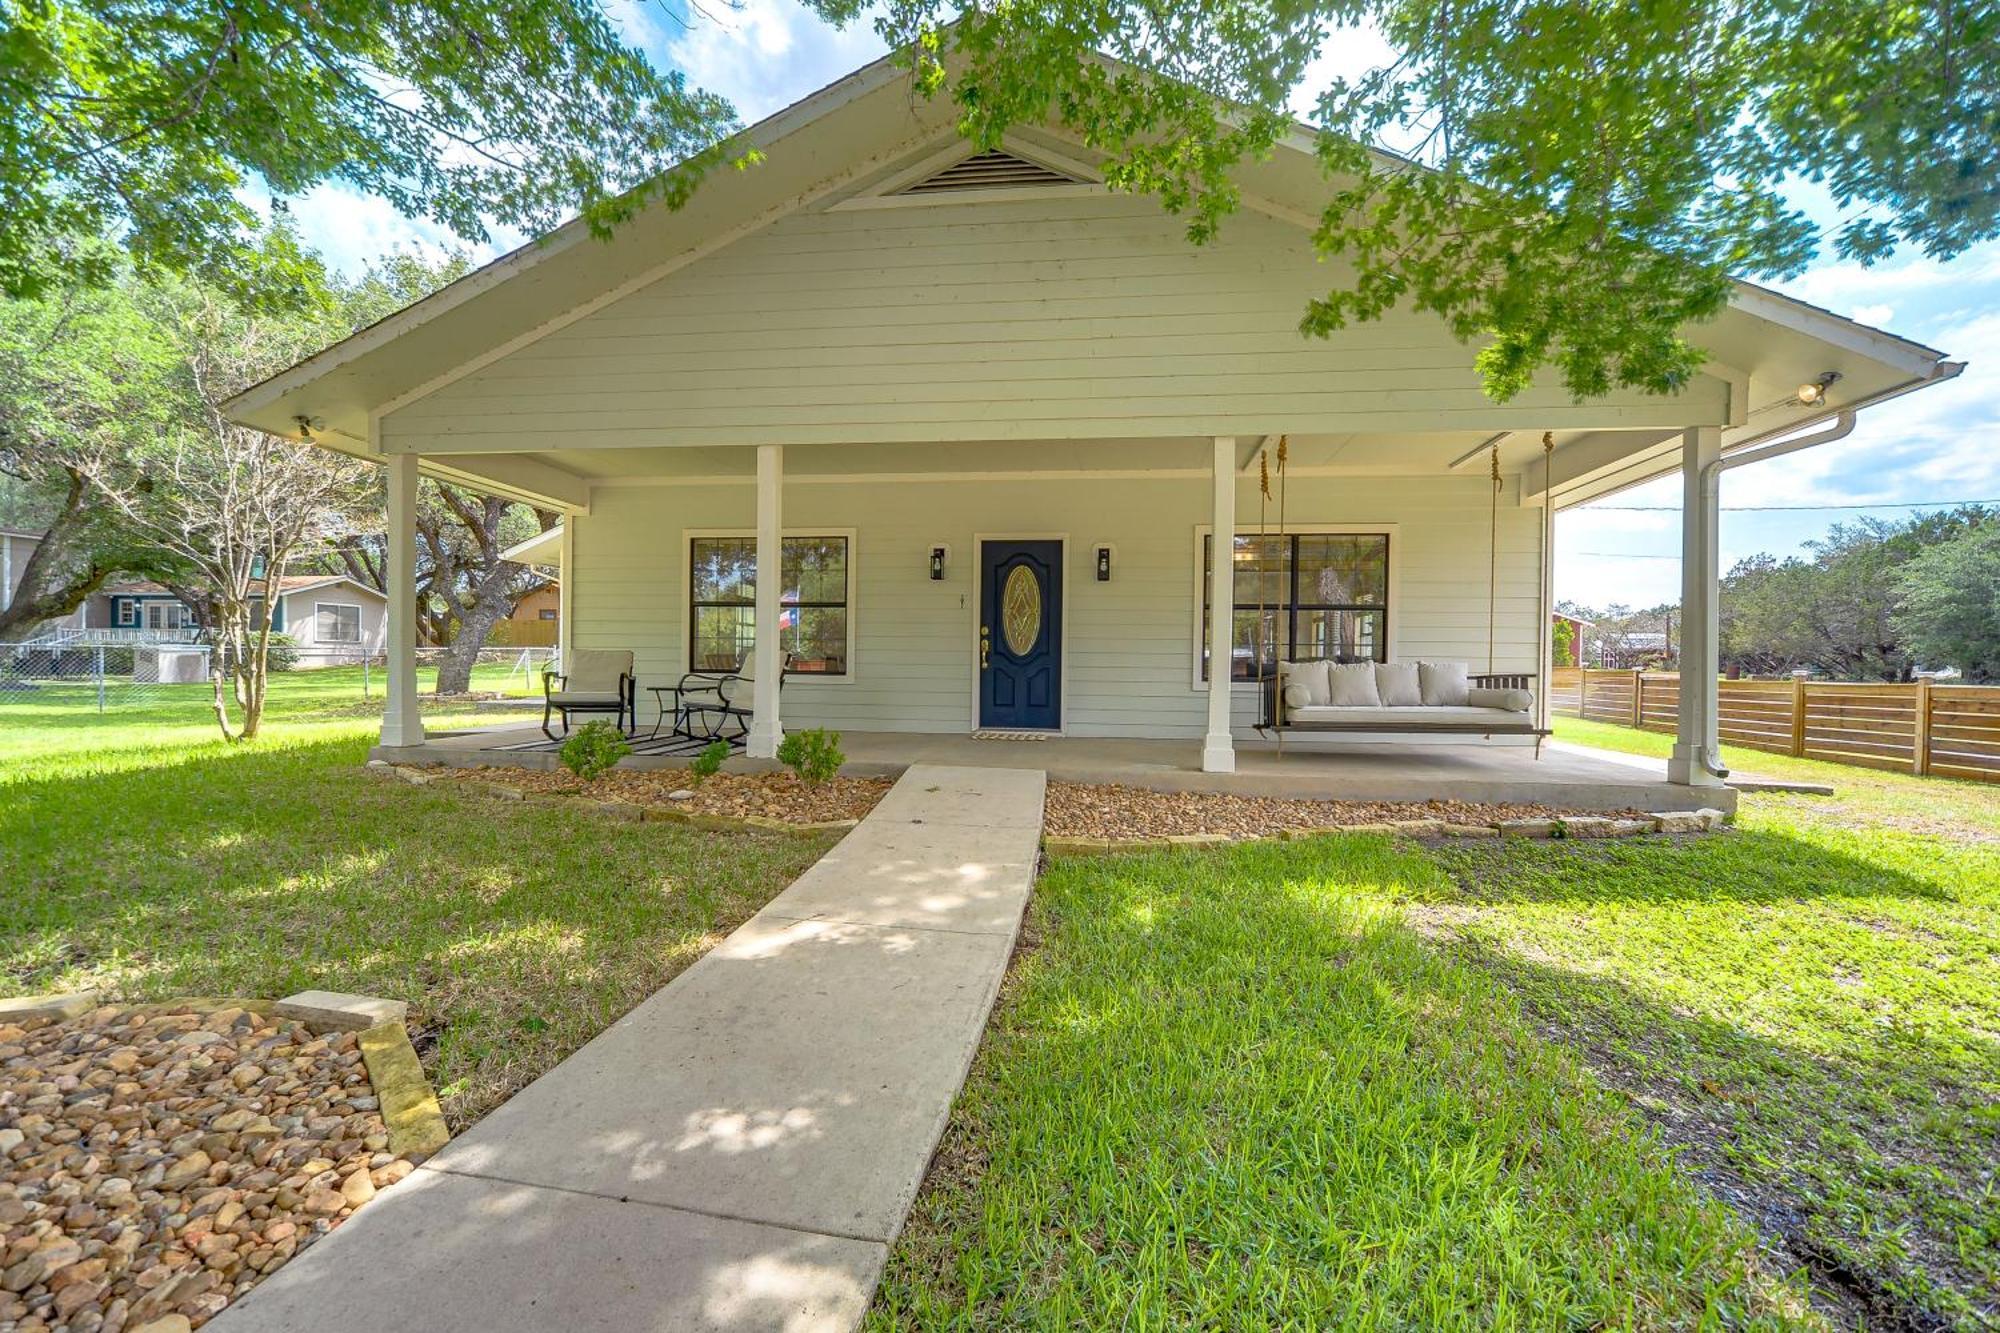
1, 635, 555, 715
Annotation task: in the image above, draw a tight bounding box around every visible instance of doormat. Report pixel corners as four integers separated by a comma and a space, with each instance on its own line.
970, 729, 1055, 741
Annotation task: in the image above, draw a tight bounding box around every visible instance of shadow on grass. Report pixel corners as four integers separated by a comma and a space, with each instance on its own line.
1401, 831, 1997, 1330
1414, 826, 1958, 907
0, 733, 831, 1126
1434, 935, 1994, 1332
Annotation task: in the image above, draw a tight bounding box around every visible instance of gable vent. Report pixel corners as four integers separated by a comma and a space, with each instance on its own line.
898, 149, 1084, 195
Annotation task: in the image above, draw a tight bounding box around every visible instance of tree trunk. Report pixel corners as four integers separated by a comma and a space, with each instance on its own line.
0, 471, 115, 641
436, 593, 509, 694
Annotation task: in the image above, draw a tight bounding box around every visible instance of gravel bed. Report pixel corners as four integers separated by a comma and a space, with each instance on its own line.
1, 1004, 415, 1332
1043, 782, 1646, 839
447, 767, 891, 824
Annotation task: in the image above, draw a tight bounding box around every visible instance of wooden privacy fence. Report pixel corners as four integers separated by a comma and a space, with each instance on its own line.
1551, 667, 2000, 783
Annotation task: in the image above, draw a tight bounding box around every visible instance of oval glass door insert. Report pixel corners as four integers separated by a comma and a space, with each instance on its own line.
1001, 565, 1042, 656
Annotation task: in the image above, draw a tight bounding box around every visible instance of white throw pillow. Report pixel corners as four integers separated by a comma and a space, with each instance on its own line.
1278, 659, 1330, 706
1283, 682, 1313, 710
1418, 660, 1471, 706
1326, 661, 1383, 707
1467, 685, 1534, 713
1375, 662, 1423, 707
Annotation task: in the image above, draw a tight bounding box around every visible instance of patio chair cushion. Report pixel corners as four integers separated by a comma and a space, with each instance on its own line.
1278, 659, 1329, 706
547, 690, 623, 707
1467, 685, 1534, 713
1326, 661, 1383, 707
565, 649, 632, 694
1418, 660, 1470, 707
1374, 662, 1423, 706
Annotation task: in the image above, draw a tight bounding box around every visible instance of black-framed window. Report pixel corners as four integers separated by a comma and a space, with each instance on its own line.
1201, 533, 1389, 680
689, 535, 850, 676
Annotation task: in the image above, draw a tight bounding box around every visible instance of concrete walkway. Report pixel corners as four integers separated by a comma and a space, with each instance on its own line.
217, 764, 1046, 1332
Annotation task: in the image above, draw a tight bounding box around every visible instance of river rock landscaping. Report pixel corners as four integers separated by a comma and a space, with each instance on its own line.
420, 766, 892, 825
1040, 781, 1699, 842
0, 1003, 416, 1333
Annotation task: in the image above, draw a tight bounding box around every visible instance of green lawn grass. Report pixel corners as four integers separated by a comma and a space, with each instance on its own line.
876, 726, 1999, 1330
872, 838, 1812, 1329
0, 671, 831, 1129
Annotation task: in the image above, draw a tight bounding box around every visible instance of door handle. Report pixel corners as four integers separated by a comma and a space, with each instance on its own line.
980, 625, 990, 669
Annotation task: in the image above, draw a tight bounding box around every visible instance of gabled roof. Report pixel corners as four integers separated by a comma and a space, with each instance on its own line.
225, 44, 1957, 515
266, 574, 386, 601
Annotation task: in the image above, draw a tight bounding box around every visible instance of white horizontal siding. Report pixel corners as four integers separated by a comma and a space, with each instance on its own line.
567, 473, 1545, 739
385, 195, 1727, 451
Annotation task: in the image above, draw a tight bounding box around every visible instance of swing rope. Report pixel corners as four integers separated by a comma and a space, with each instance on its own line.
1539, 430, 1555, 721
1486, 439, 1502, 674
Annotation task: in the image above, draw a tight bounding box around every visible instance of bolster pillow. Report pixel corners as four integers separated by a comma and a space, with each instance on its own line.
1467, 685, 1534, 713
1283, 682, 1313, 709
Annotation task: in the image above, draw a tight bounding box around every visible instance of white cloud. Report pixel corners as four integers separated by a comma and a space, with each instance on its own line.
660, 0, 886, 123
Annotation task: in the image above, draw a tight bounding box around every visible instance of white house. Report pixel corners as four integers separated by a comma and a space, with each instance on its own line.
224, 53, 1958, 790
266, 575, 388, 664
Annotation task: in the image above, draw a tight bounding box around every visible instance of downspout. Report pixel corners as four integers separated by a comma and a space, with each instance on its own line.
1677, 358, 1964, 780
1688, 412, 1857, 780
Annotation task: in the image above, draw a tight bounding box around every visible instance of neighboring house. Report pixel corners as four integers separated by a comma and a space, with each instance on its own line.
262, 575, 388, 664
510, 585, 560, 624
225, 51, 1959, 789
94, 581, 200, 635
1552, 612, 1593, 667
81, 574, 386, 663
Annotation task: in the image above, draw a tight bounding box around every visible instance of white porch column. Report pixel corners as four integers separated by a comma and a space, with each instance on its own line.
747, 444, 784, 759
1202, 435, 1237, 773
381, 449, 425, 749
1669, 425, 1726, 786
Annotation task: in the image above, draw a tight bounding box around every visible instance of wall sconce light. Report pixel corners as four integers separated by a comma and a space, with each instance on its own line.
1095, 545, 1113, 582
929, 545, 949, 581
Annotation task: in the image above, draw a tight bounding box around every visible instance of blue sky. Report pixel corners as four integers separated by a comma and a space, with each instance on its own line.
274, 1, 2000, 613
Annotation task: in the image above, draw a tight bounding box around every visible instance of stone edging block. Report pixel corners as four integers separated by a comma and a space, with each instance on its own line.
1043, 807, 1732, 856
276, 990, 409, 1033
0, 990, 100, 1022
357, 1021, 451, 1163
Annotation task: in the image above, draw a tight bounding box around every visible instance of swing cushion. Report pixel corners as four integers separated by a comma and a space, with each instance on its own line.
1375, 662, 1423, 706
1326, 662, 1382, 707
1418, 660, 1471, 707
1278, 660, 1330, 706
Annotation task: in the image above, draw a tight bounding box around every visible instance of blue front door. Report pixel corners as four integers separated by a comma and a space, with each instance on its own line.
980, 541, 1061, 731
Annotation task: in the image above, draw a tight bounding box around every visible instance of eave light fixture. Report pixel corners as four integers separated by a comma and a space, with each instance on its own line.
1796, 371, 1842, 406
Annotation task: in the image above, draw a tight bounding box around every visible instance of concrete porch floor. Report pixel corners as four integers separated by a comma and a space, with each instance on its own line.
376, 725, 1738, 814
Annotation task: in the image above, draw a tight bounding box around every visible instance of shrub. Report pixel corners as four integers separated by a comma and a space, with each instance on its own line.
559, 720, 631, 782
689, 739, 730, 786
775, 728, 843, 786
262, 633, 301, 673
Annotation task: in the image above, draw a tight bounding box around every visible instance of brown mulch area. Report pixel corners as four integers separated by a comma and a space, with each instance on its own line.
0, 1004, 415, 1331
445, 767, 892, 824
1042, 782, 1646, 839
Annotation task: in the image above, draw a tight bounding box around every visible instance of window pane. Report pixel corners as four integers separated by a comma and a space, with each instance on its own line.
1203, 534, 1287, 608
691, 537, 756, 604
1296, 535, 1388, 607
1296, 609, 1385, 662
782, 537, 847, 605
784, 607, 848, 674
692, 605, 754, 671
1199, 607, 1280, 681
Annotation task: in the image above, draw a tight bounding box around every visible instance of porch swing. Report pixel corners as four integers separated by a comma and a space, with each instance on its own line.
1256, 433, 1553, 756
